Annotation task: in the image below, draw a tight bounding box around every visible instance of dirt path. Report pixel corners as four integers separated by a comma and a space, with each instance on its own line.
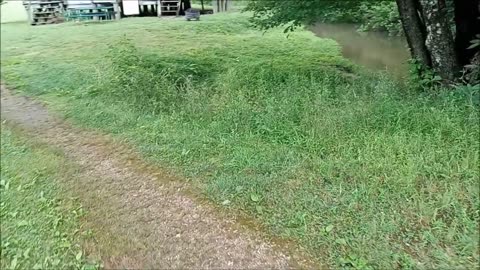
1, 85, 315, 269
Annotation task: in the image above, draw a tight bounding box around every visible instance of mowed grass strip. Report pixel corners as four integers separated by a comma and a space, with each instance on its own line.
0, 125, 98, 269
1, 13, 479, 269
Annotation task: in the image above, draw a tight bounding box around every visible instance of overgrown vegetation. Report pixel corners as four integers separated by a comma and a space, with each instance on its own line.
245, 0, 402, 36
357, 1, 402, 36
0, 125, 96, 269
1, 13, 479, 269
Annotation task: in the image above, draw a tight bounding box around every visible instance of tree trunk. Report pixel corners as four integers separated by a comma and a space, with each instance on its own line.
183, 0, 191, 10
395, 0, 431, 68
454, 0, 480, 66
419, 0, 460, 81
214, 0, 229, 12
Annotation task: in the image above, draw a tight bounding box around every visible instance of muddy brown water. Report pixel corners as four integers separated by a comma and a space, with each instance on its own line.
310, 23, 410, 78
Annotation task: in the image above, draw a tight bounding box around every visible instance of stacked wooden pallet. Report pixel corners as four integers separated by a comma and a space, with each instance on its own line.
159, 0, 180, 16
24, 0, 64, 25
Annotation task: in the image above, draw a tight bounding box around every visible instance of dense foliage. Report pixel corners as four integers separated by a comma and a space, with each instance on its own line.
245, 0, 402, 35
245, 0, 362, 31
358, 1, 402, 36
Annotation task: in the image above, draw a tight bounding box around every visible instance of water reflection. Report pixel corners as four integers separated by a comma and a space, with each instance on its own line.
310, 23, 410, 78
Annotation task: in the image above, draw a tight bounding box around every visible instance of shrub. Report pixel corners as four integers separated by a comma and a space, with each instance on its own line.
358, 1, 403, 36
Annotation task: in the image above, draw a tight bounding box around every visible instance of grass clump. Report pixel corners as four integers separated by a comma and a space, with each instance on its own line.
1, 13, 479, 269
0, 125, 96, 269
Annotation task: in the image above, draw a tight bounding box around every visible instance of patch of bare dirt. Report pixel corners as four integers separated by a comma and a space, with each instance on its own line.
1, 85, 317, 269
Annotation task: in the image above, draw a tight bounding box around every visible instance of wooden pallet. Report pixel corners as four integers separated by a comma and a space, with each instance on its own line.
24, 0, 65, 25
157, 0, 179, 16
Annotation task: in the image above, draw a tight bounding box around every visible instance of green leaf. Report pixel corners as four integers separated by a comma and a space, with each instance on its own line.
325, 224, 334, 233
335, 238, 347, 245
52, 258, 61, 266
10, 257, 18, 269
250, 193, 260, 202
60, 241, 71, 248
76, 251, 83, 261
17, 220, 29, 227
221, 199, 230, 205
82, 263, 98, 270
23, 248, 31, 258
467, 42, 479, 49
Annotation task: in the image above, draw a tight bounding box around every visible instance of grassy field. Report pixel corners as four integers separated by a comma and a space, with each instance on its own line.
0, 125, 97, 269
1, 13, 479, 269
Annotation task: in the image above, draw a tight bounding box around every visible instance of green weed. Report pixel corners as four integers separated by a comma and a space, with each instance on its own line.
0, 125, 98, 269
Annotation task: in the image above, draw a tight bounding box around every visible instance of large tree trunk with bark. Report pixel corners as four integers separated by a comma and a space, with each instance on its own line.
395, 0, 475, 83
420, 0, 460, 81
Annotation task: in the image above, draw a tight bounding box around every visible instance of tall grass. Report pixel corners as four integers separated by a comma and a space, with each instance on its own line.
80, 40, 479, 269
1, 13, 479, 269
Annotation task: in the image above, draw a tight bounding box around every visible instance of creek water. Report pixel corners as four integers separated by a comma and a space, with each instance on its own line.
310, 23, 410, 78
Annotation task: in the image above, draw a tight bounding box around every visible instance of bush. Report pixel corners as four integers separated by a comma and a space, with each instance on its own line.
358, 1, 403, 36
102, 38, 202, 114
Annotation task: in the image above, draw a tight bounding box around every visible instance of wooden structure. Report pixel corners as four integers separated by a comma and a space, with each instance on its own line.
23, 0, 121, 24
24, 0, 64, 25
158, 0, 180, 16
136, 0, 186, 17
22, 0, 193, 25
